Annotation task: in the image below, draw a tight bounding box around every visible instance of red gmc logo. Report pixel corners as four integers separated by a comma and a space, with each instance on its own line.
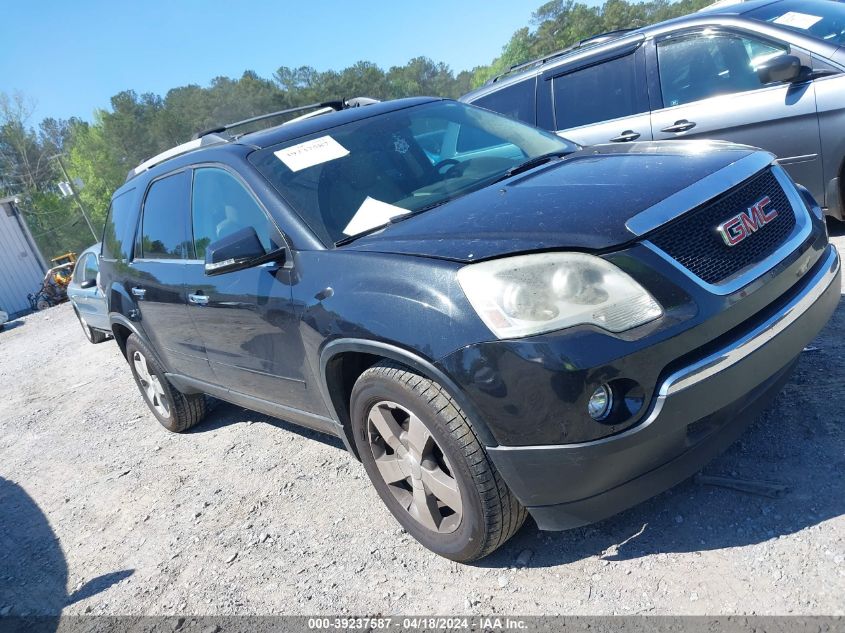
716, 196, 778, 247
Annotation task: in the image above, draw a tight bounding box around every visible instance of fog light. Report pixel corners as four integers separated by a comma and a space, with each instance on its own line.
587, 384, 613, 420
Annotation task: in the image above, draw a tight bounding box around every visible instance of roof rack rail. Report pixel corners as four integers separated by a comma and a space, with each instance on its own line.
192, 96, 381, 139
125, 133, 230, 182
126, 97, 380, 182
487, 28, 639, 84
192, 101, 341, 140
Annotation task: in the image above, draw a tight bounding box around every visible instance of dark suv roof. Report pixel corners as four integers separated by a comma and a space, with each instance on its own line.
238, 97, 438, 149
115, 97, 440, 199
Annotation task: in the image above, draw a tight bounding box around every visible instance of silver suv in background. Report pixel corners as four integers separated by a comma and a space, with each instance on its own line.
461, 0, 845, 220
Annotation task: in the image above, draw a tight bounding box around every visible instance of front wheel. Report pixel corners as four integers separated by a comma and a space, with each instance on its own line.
351, 361, 527, 562
125, 334, 206, 432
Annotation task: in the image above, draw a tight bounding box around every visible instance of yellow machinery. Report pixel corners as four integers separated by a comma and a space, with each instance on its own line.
50, 252, 76, 286
28, 252, 77, 310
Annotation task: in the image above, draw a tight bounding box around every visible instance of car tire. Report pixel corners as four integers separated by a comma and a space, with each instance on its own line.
125, 334, 206, 433
350, 360, 527, 562
74, 308, 109, 344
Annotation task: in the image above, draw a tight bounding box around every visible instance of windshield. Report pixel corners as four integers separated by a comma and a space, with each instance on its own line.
747, 0, 845, 46
250, 100, 578, 245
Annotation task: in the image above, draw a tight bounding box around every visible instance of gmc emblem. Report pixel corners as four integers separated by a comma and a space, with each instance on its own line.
716, 196, 778, 247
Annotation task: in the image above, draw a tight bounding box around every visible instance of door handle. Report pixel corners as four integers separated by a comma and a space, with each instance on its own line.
661, 119, 697, 133
609, 130, 641, 142
188, 293, 209, 306
131, 287, 146, 299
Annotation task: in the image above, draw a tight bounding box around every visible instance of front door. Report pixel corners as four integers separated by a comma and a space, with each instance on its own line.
185, 166, 312, 411
649, 28, 823, 199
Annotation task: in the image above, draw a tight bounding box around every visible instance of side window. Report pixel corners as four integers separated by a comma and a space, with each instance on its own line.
101, 188, 136, 260
473, 78, 537, 125
138, 171, 191, 260
191, 167, 283, 260
552, 54, 647, 129
83, 253, 98, 281
72, 255, 89, 284
657, 32, 789, 108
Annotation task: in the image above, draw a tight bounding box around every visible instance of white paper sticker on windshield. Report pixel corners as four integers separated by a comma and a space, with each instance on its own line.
773, 11, 823, 29
343, 197, 409, 236
274, 135, 349, 172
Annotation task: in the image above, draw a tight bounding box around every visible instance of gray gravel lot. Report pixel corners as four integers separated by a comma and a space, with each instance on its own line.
0, 230, 843, 617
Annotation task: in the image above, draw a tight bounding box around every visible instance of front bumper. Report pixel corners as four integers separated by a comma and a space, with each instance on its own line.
486, 245, 841, 530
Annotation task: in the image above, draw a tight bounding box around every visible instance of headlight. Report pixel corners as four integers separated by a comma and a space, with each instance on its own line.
457, 252, 663, 339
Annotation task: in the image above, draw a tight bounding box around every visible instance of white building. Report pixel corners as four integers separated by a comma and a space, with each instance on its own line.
0, 196, 47, 317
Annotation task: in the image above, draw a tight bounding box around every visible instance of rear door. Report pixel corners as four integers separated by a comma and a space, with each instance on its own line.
649, 28, 823, 198
548, 48, 653, 145
184, 166, 312, 411
129, 170, 214, 381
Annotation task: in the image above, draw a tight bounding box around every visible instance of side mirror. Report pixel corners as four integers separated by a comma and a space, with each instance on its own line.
756, 54, 803, 84
79, 278, 97, 289
205, 227, 267, 275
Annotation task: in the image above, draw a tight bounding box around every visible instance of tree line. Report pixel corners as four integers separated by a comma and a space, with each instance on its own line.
0, 0, 710, 258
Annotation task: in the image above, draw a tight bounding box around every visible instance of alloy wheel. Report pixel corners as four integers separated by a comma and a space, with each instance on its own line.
132, 350, 170, 418
366, 400, 462, 533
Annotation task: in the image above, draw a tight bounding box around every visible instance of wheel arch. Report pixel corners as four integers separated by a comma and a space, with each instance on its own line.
110, 314, 142, 359
318, 339, 498, 460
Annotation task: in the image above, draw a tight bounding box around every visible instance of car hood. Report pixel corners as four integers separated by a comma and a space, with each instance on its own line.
342, 141, 768, 263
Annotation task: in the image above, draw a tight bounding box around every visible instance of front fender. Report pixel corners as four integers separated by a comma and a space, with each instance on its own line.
318, 338, 499, 449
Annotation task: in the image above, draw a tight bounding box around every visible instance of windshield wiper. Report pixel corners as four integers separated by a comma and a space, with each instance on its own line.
334, 223, 389, 247
492, 151, 570, 184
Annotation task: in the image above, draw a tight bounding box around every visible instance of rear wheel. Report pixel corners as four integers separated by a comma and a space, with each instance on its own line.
351, 361, 527, 562
125, 334, 206, 432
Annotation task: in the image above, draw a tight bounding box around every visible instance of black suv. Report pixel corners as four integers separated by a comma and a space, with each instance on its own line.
99, 97, 840, 561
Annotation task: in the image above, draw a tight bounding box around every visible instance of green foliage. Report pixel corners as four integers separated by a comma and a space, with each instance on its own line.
1, 0, 711, 256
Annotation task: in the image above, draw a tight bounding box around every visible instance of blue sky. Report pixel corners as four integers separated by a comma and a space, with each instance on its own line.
0, 0, 547, 124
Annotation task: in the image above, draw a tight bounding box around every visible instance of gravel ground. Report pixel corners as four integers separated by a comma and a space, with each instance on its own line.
0, 230, 843, 618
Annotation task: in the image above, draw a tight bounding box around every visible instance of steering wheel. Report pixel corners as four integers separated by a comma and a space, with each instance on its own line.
433, 158, 461, 175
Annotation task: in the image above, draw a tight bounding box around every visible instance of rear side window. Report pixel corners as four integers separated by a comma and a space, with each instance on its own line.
552, 54, 647, 129
101, 189, 136, 260
191, 167, 283, 260
138, 171, 192, 260
657, 32, 788, 107
472, 78, 537, 125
